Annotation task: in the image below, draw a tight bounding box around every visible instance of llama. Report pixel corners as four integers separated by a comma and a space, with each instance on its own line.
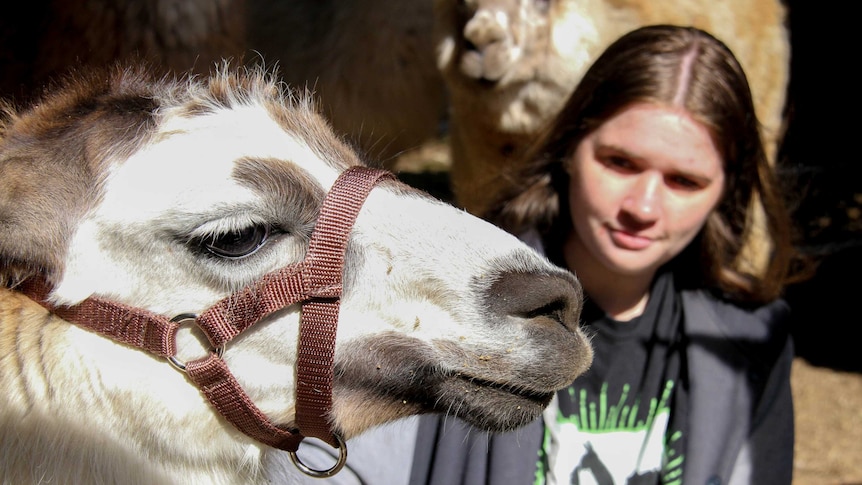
0, 64, 592, 484
434, 0, 791, 216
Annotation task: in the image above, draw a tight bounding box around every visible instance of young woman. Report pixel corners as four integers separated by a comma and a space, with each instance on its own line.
409, 25, 803, 485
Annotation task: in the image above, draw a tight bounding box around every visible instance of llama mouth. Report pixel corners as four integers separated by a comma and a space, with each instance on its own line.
452, 373, 555, 406
430, 372, 555, 432
334, 334, 562, 431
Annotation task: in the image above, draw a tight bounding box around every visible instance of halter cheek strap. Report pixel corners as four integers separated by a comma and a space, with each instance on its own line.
18, 165, 394, 476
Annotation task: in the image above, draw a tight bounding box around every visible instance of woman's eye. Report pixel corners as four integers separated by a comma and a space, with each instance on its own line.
667, 174, 703, 191
203, 225, 271, 259
603, 155, 635, 171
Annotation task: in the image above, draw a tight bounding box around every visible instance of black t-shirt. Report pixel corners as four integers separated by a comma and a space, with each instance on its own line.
536, 271, 689, 485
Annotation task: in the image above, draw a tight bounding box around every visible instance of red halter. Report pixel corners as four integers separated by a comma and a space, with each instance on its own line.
19, 165, 394, 477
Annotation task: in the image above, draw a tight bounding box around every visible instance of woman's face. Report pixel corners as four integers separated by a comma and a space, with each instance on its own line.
566, 102, 725, 280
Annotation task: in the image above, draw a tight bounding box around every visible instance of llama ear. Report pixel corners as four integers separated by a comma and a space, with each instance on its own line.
0, 153, 80, 286
0, 110, 96, 286
0, 68, 161, 287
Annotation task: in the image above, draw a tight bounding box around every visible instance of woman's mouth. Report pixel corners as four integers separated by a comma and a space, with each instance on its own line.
609, 228, 653, 250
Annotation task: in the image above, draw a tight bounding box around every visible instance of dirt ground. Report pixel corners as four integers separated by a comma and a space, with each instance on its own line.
792, 358, 862, 485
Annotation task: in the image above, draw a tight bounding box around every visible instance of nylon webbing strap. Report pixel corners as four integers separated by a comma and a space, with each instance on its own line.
18, 277, 178, 357
196, 264, 306, 348
186, 353, 305, 451
295, 166, 394, 447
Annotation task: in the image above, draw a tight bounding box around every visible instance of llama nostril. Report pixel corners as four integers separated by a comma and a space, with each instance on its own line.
521, 298, 567, 325
483, 268, 583, 332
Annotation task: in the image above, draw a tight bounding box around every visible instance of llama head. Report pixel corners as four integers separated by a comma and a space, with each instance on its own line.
433, 0, 603, 133
0, 64, 592, 450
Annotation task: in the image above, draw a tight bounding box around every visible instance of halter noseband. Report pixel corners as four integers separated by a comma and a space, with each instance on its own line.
18, 165, 394, 477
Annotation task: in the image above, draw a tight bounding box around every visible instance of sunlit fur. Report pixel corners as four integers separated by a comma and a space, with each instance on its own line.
0, 64, 591, 484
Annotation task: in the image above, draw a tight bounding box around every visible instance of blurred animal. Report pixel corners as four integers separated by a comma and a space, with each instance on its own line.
434, 0, 791, 215
0, 64, 592, 484
0, 0, 445, 166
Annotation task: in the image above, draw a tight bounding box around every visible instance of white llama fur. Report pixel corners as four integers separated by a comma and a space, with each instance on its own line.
0, 64, 592, 484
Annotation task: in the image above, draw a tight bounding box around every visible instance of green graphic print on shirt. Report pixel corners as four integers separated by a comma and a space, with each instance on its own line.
535, 380, 684, 485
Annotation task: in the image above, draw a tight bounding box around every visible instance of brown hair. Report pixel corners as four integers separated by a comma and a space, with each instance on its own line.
486, 25, 802, 304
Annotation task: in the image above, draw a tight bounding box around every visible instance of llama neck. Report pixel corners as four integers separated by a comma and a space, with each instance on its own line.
0, 289, 269, 484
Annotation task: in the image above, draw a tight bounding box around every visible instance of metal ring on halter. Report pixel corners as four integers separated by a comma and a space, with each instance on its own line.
167, 313, 225, 372
288, 433, 348, 478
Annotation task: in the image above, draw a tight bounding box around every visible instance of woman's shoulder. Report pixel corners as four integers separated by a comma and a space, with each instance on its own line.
682, 289, 789, 331
681, 289, 791, 366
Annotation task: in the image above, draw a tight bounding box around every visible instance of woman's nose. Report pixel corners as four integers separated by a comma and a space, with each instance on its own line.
621, 174, 662, 222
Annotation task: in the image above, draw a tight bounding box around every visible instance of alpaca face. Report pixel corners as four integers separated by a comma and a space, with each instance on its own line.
0, 65, 592, 483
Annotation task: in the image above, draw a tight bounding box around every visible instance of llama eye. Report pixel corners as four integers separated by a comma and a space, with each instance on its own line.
203, 225, 271, 259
